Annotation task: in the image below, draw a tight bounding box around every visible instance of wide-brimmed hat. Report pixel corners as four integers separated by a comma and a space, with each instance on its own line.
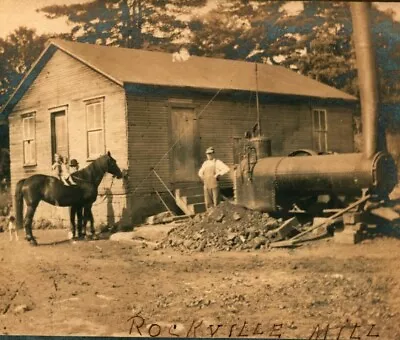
206, 147, 215, 154
70, 159, 79, 167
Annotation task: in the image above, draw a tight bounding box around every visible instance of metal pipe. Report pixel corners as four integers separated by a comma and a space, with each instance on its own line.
255, 63, 261, 136
350, 2, 379, 159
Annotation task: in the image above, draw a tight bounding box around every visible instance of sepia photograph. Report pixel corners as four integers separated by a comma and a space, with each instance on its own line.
0, 0, 400, 338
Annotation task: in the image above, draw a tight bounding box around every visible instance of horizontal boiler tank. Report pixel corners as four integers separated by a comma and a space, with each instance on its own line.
235, 152, 397, 212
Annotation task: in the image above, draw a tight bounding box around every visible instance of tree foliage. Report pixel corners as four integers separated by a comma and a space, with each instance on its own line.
188, 1, 399, 102
0, 27, 48, 108
1, 2, 399, 114
38, 0, 206, 51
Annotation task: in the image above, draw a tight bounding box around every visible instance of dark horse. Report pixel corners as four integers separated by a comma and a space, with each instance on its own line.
15, 152, 123, 245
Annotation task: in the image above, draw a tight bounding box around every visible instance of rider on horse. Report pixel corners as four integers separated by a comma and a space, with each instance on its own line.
52, 154, 77, 186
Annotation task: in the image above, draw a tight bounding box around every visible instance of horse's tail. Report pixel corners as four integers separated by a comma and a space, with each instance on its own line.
15, 179, 25, 229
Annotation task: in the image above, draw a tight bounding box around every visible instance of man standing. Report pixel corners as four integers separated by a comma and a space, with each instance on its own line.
198, 147, 230, 209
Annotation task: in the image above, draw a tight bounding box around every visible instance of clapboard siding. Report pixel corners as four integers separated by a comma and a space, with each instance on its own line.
126, 91, 353, 194
126, 95, 170, 194
326, 105, 354, 153
8, 50, 128, 225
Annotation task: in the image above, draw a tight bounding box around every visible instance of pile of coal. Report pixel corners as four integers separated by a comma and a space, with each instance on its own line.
158, 202, 289, 252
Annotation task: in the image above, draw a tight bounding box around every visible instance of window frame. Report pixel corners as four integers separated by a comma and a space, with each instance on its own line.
84, 97, 105, 160
312, 108, 328, 153
21, 112, 37, 167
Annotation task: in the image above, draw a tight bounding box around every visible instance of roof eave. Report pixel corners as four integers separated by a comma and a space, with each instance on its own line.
51, 40, 124, 87
0, 40, 125, 118
123, 81, 358, 101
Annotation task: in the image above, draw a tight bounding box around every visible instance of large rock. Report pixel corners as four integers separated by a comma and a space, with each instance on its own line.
265, 218, 279, 230
250, 236, 267, 249
145, 211, 174, 225
110, 225, 175, 243
233, 212, 241, 221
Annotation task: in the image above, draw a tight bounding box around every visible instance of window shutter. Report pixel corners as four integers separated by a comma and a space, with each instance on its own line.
23, 117, 32, 139
22, 116, 36, 165
94, 103, 102, 129
320, 110, 326, 131
86, 98, 104, 159
23, 141, 29, 164
88, 130, 103, 158
313, 110, 319, 131
87, 104, 95, 130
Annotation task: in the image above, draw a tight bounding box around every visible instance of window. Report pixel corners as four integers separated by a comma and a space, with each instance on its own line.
22, 113, 36, 166
313, 109, 328, 153
85, 98, 105, 159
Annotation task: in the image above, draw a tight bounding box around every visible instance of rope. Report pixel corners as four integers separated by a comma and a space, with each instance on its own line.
91, 176, 115, 206
131, 87, 223, 195
155, 190, 174, 215
152, 169, 176, 201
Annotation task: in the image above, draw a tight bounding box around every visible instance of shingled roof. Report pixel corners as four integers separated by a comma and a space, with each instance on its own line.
1, 39, 356, 116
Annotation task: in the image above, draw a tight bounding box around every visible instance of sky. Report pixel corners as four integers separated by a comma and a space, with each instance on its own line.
0, 0, 93, 38
1, 0, 400, 39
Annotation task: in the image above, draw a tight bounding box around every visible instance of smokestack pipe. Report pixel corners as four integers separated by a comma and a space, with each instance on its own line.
350, 2, 379, 159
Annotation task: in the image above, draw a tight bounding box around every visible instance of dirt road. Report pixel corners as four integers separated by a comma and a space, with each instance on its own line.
0, 229, 399, 339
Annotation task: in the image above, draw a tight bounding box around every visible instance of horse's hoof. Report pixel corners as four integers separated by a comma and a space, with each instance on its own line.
30, 239, 38, 246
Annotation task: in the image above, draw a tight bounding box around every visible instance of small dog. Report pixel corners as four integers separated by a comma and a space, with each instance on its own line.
8, 216, 18, 241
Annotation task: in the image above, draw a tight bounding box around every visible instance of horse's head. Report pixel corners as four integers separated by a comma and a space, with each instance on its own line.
105, 151, 123, 179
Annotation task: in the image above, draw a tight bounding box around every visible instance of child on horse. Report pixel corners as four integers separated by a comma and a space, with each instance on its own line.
52, 154, 77, 186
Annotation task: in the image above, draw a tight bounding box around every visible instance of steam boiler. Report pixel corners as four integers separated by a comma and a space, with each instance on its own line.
234, 3, 398, 217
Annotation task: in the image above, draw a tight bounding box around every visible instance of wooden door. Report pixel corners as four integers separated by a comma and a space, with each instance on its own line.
51, 111, 68, 161
171, 107, 197, 182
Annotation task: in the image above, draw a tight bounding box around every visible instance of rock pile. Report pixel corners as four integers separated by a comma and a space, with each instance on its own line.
159, 202, 300, 252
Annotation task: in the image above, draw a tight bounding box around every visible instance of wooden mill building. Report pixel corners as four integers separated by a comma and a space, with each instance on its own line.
0, 39, 357, 226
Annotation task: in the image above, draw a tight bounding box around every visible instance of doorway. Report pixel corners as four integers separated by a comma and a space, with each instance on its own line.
170, 107, 198, 182
51, 110, 68, 162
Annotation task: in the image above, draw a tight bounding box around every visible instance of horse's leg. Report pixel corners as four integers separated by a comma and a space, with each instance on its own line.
69, 206, 77, 239
81, 206, 87, 235
83, 204, 95, 239
24, 203, 38, 246
76, 207, 83, 238
87, 206, 95, 236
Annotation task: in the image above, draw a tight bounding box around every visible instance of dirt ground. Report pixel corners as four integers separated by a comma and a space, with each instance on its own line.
0, 228, 400, 339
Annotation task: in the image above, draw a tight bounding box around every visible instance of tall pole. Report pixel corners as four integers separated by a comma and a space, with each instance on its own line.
350, 2, 379, 159
255, 63, 261, 136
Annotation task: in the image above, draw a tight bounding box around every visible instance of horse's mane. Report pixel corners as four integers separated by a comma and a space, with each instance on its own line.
72, 154, 108, 182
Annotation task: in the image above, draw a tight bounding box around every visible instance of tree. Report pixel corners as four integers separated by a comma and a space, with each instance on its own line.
0, 27, 49, 184
188, 1, 285, 61
38, 0, 206, 51
188, 1, 400, 101
371, 5, 400, 103
0, 27, 49, 109
188, 1, 357, 91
